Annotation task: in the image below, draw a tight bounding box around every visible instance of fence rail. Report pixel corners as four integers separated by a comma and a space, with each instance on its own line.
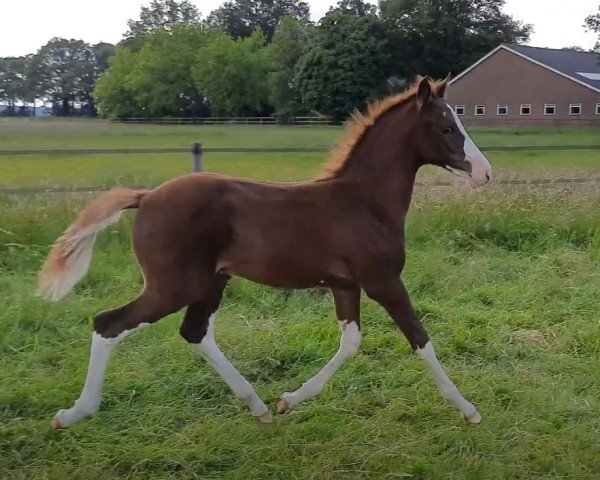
2, 145, 600, 157
2, 142, 599, 196
116, 116, 333, 125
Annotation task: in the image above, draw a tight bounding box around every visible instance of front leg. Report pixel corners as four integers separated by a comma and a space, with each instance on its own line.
277, 286, 361, 412
364, 277, 482, 423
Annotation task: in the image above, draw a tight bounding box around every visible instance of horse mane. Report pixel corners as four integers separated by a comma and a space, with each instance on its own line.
319, 79, 445, 179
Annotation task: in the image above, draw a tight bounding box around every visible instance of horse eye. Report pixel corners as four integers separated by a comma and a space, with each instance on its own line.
442, 126, 453, 134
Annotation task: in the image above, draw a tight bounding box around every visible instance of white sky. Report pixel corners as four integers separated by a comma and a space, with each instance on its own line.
0, 0, 598, 57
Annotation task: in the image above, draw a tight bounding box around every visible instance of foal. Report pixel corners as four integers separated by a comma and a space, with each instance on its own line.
39, 77, 491, 429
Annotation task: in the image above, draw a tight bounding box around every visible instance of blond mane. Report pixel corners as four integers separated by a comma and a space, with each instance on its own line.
319, 79, 446, 179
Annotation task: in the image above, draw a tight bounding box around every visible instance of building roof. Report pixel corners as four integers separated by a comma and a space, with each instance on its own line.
451, 44, 600, 93
508, 45, 600, 90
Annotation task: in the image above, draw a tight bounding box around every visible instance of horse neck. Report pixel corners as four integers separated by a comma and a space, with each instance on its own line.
336, 100, 419, 221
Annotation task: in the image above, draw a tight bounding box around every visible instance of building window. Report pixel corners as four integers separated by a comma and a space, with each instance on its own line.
520, 104, 532, 116
475, 105, 485, 116
596, 103, 600, 115
544, 104, 556, 116
497, 105, 508, 116
454, 105, 465, 116
570, 103, 582, 115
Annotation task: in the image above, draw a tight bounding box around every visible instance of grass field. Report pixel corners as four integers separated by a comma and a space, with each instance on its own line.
1, 120, 599, 479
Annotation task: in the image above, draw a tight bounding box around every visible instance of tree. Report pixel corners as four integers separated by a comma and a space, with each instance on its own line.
329, 0, 377, 16
0, 57, 29, 113
206, 0, 310, 41
93, 43, 117, 73
379, 0, 532, 79
124, 0, 201, 50
79, 43, 117, 115
95, 26, 211, 118
1, 41, 113, 117
267, 15, 312, 119
126, 26, 211, 116
27, 38, 114, 116
296, 11, 391, 121
193, 30, 272, 116
584, 5, 600, 52
28, 39, 95, 116
94, 47, 141, 118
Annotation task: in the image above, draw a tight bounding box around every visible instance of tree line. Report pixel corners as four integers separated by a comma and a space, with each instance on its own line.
0, 0, 544, 121
0, 41, 114, 116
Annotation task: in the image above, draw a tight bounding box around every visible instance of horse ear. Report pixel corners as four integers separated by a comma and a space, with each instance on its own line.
417, 77, 432, 109
436, 73, 451, 98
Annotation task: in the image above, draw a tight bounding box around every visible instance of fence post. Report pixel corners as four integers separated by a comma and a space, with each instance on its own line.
191, 142, 203, 172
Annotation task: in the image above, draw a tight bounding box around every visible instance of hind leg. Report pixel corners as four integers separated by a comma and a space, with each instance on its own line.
180, 276, 272, 422
364, 277, 481, 423
52, 293, 178, 429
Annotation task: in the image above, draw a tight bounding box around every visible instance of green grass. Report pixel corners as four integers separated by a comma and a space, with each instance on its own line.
0, 119, 341, 150
1, 119, 599, 150
0, 152, 326, 189
1, 188, 599, 479
1, 121, 600, 479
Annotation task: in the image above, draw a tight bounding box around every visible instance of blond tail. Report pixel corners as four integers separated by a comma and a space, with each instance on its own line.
37, 188, 149, 302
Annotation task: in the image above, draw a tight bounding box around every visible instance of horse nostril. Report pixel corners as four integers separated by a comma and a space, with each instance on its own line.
485, 173, 490, 182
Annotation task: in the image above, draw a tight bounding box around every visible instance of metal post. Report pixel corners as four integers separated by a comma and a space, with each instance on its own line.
191, 142, 203, 172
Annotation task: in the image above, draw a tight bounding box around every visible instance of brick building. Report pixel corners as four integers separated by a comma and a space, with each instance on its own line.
447, 45, 600, 125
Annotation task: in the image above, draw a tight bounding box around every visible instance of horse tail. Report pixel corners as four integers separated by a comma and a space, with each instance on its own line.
37, 188, 150, 302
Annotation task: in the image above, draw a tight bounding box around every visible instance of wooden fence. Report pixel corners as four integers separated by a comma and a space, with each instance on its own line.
1, 143, 599, 195
2, 144, 600, 158
115, 116, 333, 125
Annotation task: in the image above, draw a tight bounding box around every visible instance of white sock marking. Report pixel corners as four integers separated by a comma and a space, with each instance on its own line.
417, 341, 477, 417
282, 320, 361, 407
54, 323, 149, 428
192, 314, 268, 417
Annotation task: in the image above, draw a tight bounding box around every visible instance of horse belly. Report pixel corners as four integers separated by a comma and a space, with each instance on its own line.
218, 256, 320, 288
218, 241, 345, 289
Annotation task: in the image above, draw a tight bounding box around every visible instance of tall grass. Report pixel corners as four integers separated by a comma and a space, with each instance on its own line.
1, 184, 598, 479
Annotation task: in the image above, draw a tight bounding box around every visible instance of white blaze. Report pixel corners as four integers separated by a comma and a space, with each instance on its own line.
447, 104, 492, 188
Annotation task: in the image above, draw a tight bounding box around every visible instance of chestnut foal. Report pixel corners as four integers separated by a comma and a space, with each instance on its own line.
39, 78, 491, 429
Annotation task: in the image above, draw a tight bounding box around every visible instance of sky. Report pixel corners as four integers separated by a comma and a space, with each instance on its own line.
0, 0, 598, 57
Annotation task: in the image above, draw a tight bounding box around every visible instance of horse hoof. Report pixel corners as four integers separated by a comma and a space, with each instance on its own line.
464, 411, 482, 424
276, 397, 291, 413
51, 416, 64, 430
257, 411, 274, 423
